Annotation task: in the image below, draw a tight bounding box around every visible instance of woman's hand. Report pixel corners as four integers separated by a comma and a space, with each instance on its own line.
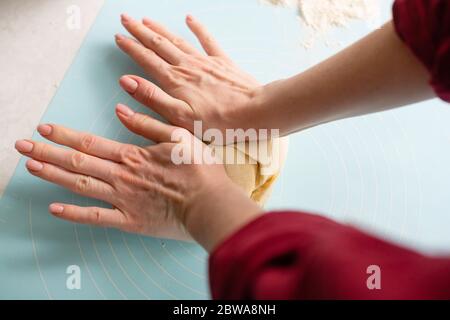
15, 104, 262, 251
115, 14, 264, 137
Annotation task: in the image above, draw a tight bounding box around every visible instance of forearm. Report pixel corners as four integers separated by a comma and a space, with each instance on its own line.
255, 21, 433, 136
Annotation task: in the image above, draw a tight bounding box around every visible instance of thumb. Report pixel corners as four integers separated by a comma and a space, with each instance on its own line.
115, 103, 179, 143
119, 75, 193, 126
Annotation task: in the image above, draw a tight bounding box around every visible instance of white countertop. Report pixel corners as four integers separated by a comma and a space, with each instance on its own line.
0, 0, 104, 195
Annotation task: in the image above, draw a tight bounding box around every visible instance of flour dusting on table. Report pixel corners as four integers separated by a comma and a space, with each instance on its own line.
261, 0, 381, 48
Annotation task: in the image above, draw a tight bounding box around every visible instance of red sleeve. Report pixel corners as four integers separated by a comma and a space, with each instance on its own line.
209, 212, 450, 299
393, 0, 450, 102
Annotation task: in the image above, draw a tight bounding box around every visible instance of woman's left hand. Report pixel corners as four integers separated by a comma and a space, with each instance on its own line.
14, 104, 237, 242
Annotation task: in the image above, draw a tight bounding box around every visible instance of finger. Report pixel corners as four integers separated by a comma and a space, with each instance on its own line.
25, 159, 115, 204
36, 124, 125, 162
49, 203, 125, 229
142, 17, 200, 56
15, 140, 118, 182
185, 15, 228, 58
115, 34, 170, 84
119, 75, 193, 125
115, 104, 179, 143
121, 13, 185, 65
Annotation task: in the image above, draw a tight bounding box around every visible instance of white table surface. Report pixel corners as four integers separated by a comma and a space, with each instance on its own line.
0, 0, 104, 196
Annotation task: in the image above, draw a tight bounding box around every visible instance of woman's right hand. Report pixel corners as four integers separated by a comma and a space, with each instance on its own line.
115, 14, 265, 139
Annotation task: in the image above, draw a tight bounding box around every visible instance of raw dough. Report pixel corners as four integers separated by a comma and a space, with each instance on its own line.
212, 137, 289, 206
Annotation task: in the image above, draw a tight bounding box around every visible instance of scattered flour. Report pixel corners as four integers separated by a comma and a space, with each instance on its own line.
261, 0, 381, 48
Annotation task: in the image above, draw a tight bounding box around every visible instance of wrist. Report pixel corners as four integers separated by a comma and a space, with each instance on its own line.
250, 80, 294, 136
247, 85, 275, 131
184, 177, 263, 252
228, 85, 273, 134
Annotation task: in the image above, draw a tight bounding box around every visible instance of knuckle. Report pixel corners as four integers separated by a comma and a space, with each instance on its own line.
120, 145, 143, 162
70, 152, 85, 170
201, 65, 213, 74
75, 175, 91, 193
184, 56, 203, 70
113, 168, 128, 181
80, 134, 96, 152
37, 143, 50, 159
204, 35, 214, 44
157, 62, 167, 75
214, 56, 229, 66
133, 114, 151, 131
165, 66, 180, 84
171, 107, 191, 127
120, 145, 136, 157
165, 72, 176, 84
141, 85, 156, 104
150, 35, 164, 47
115, 169, 141, 188
171, 37, 184, 47
108, 166, 120, 180
91, 207, 101, 224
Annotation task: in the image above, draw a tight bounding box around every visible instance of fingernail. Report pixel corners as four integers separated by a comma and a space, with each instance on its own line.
37, 124, 52, 136
116, 104, 135, 117
186, 14, 194, 22
26, 159, 43, 172
120, 76, 138, 93
49, 204, 64, 215
115, 33, 126, 41
121, 13, 132, 23
142, 17, 152, 25
15, 140, 34, 153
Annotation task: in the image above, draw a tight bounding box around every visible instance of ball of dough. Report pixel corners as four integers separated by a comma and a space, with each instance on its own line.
211, 137, 289, 206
